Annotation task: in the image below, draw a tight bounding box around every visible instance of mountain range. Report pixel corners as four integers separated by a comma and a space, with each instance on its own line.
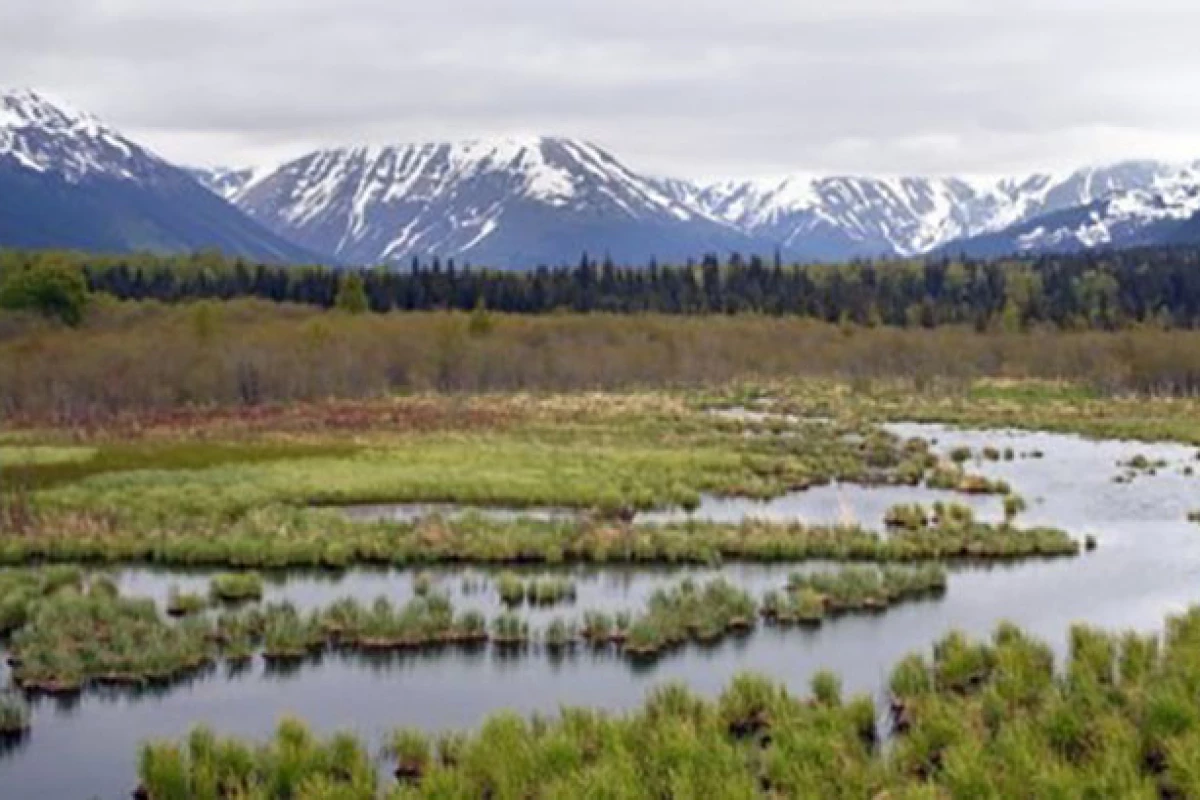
0, 89, 320, 262
5, 88, 1200, 268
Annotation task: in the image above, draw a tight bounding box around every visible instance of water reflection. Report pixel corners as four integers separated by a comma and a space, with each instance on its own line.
331, 484, 1004, 531
7, 423, 1200, 799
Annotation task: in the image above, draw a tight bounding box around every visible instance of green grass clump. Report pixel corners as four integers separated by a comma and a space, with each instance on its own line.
778, 565, 947, 619
387, 728, 432, 781
412, 571, 433, 596
883, 503, 928, 530
261, 602, 324, 660
495, 572, 576, 606
138, 605, 1200, 798
491, 612, 530, 646
208, 572, 264, 603
320, 594, 487, 649
949, 446, 973, 464
879, 502, 1080, 559
10, 589, 211, 691
495, 571, 525, 605
0, 692, 30, 735
137, 718, 377, 799
166, 587, 207, 617
212, 608, 263, 661
0, 566, 85, 635
542, 617, 578, 651
1003, 494, 1027, 522
581, 610, 631, 645
759, 586, 826, 625
0, 506, 1083, 576
525, 576, 576, 605
622, 578, 757, 658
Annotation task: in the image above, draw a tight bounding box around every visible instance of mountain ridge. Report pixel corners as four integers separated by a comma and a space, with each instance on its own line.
0, 88, 324, 263
7, 87, 1200, 268
201, 136, 757, 268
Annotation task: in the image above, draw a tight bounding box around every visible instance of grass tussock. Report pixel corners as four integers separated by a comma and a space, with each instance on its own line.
208, 572, 264, 603
0, 507, 1083, 571
0, 692, 30, 736
10, 586, 211, 692
622, 578, 758, 658
771, 565, 947, 621
136, 605, 1200, 799
495, 572, 576, 606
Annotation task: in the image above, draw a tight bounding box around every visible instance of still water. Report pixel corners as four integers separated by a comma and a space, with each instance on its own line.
5, 424, 1200, 798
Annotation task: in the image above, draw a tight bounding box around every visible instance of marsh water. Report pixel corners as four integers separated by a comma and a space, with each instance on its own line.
6, 423, 1200, 798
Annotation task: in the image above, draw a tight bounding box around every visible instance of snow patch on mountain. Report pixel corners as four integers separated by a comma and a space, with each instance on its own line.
0, 88, 326, 263
228, 136, 751, 266
0, 88, 155, 182
665, 161, 1200, 260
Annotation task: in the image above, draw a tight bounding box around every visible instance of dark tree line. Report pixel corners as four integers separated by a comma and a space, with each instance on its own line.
7, 245, 1200, 329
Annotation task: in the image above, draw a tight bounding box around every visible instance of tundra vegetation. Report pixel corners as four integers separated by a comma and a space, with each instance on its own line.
208, 572, 264, 603
14, 254, 1200, 792
621, 578, 758, 658
9, 585, 211, 692
0, 382, 1089, 570
132, 605, 1200, 799
494, 572, 576, 606
763, 564, 948, 624
12, 573, 963, 695
0, 691, 30, 737
165, 587, 207, 617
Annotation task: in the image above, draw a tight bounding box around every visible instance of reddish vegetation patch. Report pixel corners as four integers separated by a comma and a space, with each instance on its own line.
5, 397, 524, 440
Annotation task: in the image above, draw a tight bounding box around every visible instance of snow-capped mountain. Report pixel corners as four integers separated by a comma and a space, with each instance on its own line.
659, 161, 1200, 261
6, 87, 1200, 267
942, 162, 1200, 256
659, 176, 995, 259
0, 89, 320, 262
218, 137, 755, 267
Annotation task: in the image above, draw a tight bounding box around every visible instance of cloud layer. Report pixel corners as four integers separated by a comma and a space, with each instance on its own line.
5, 0, 1200, 177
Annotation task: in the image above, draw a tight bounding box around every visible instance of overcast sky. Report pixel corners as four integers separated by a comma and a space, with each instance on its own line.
5, 0, 1200, 179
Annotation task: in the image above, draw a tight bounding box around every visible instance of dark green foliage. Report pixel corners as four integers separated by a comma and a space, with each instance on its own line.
12, 243, 1200, 333
334, 272, 368, 314
0, 261, 89, 325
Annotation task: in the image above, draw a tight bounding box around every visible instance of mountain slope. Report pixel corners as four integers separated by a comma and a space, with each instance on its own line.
188, 166, 260, 199
942, 164, 1200, 256
664, 162, 1200, 261
0, 89, 323, 262
226, 137, 757, 268
8, 85, 1200, 267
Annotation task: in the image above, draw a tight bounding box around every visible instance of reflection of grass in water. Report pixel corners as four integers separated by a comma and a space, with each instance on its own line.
836, 488, 856, 527
137, 605, 1200, 798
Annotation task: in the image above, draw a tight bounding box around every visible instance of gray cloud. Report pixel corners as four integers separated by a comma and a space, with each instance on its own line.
4, 0, 1200, 178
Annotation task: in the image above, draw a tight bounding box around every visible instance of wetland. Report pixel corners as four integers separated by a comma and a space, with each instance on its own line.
5, 384, 1200, 797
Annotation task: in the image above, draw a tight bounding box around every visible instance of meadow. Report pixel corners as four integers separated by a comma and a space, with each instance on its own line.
0, 383, 1092, 571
